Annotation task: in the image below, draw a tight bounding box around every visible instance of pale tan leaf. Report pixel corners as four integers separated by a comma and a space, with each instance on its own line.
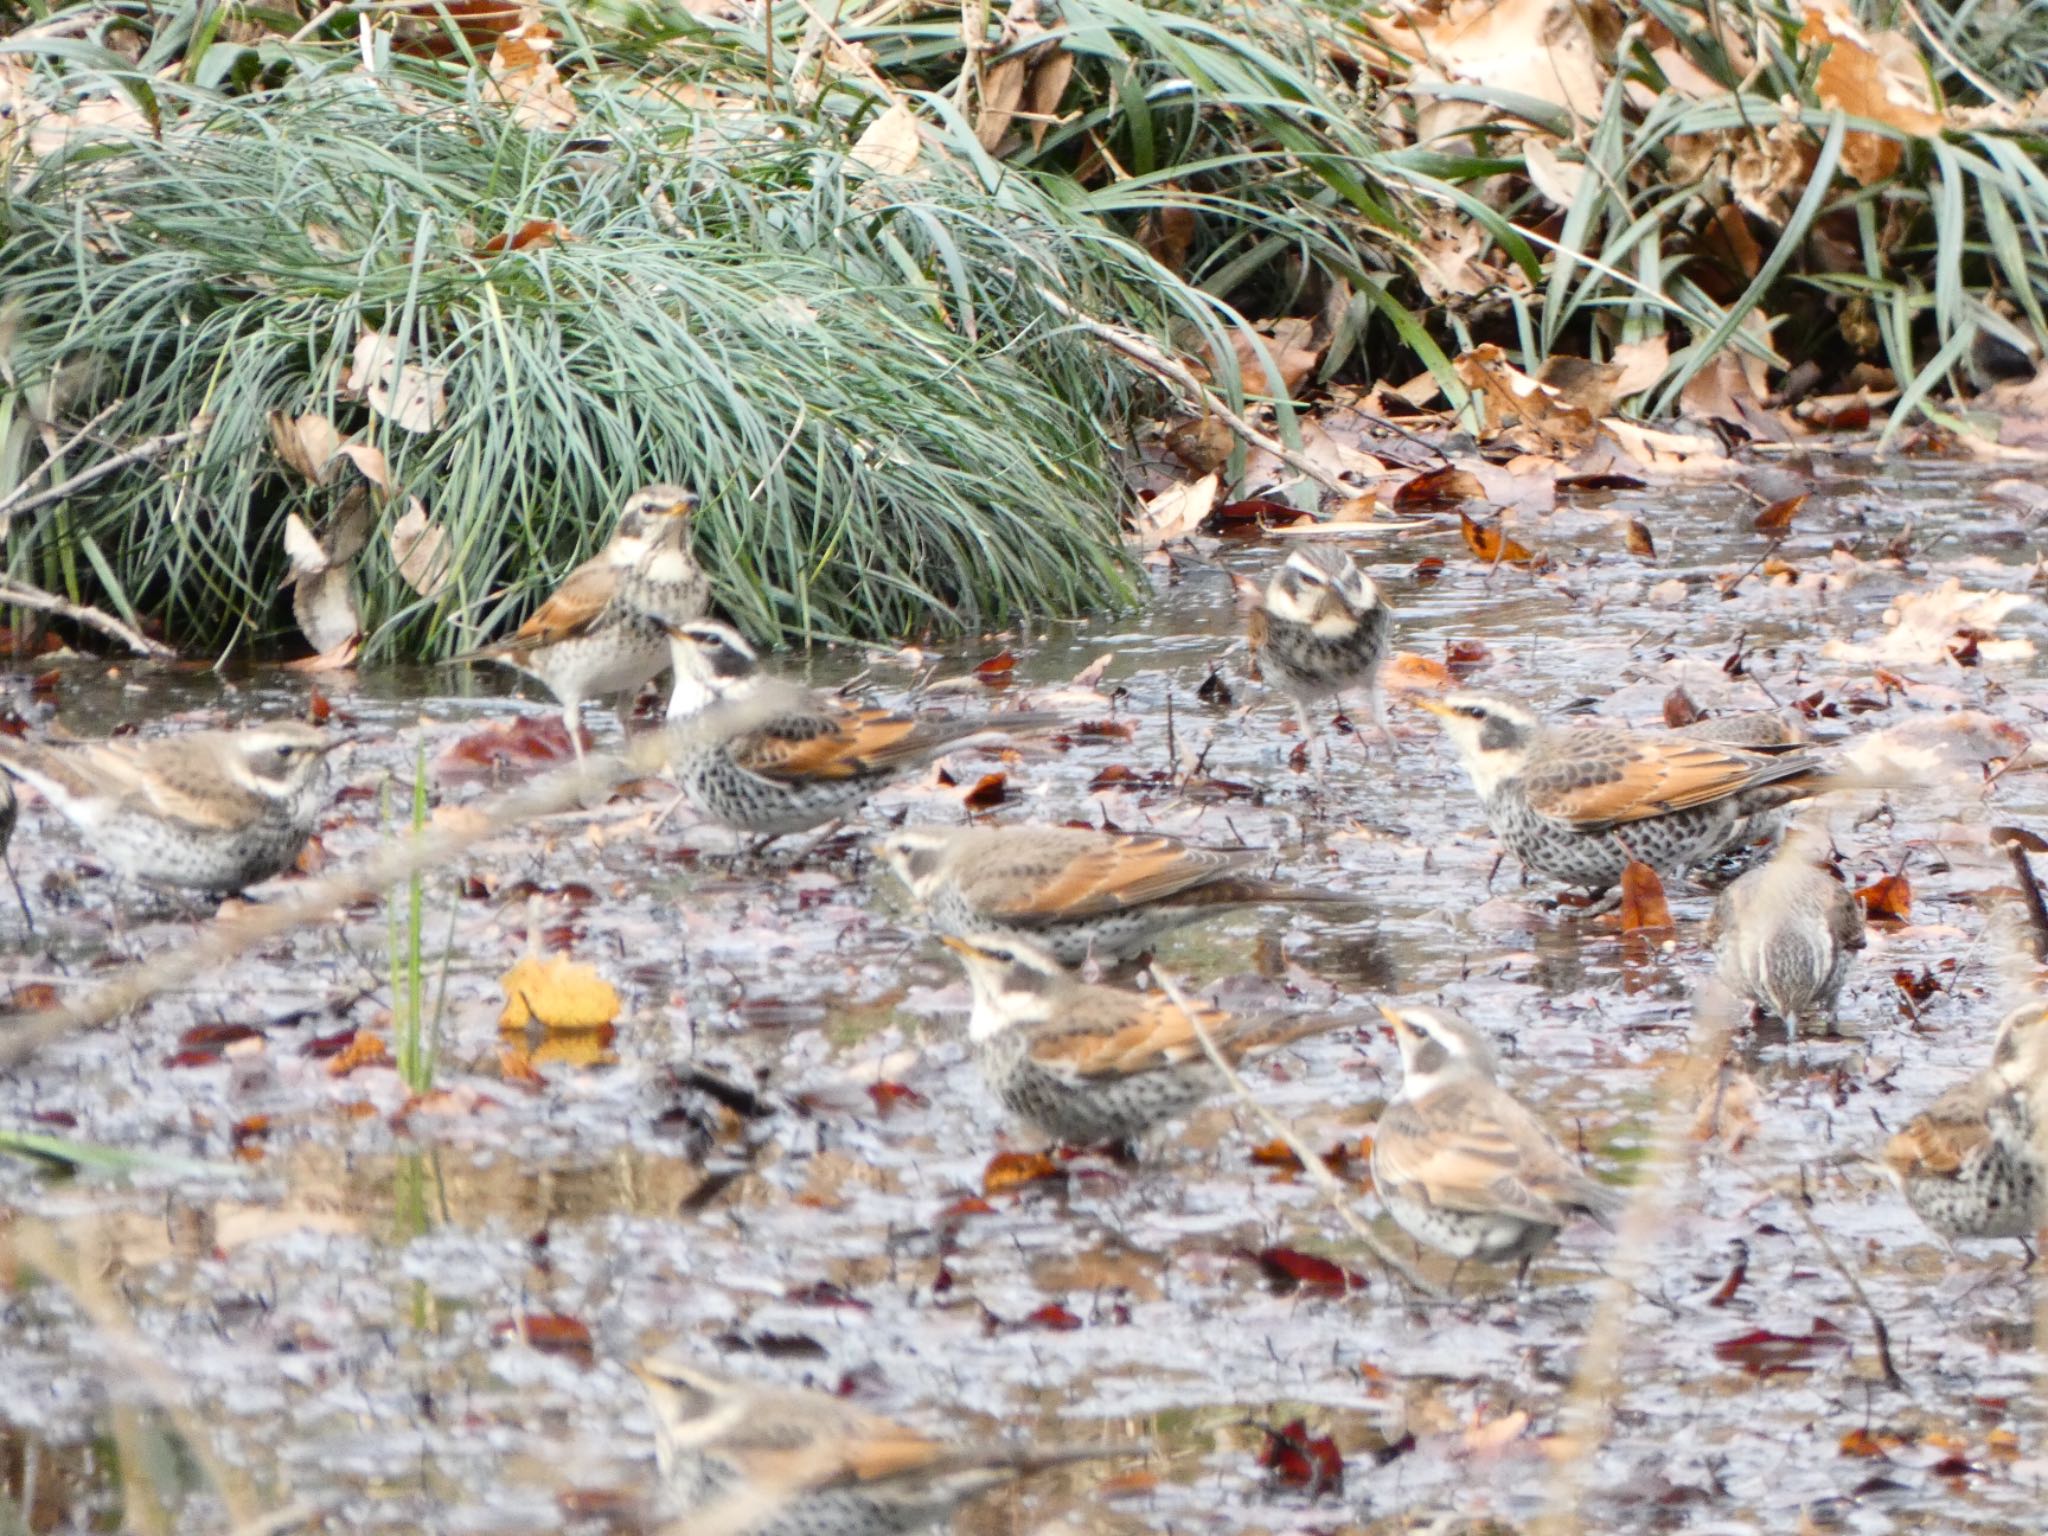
850, 102, 921, 176
485, 21, 577, 133
390, 499, 452, 598
1130, 473, 1218, 548
346, 331, 448, 435
1610, 335, 1670, 397
268, 411, 342, 484
339, 442, 391, 491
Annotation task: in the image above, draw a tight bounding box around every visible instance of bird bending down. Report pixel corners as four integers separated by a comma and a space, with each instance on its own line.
1419, 692, 1843, 897
940, 931, 1341, 1148
1881, 1000, 2048, 1253
633, 1352, 1120, 1536
1371, 1002, 1621, 1289
1707, 824, 1866, 1034
658, 621, 1061, 853
1247, 544, 1395, 752
872, 822, 1357, 966
455, 484, 705, 770
0, 723, 339, 895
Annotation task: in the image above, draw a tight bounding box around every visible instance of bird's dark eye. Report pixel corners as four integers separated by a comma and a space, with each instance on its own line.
276, 745, 296, 760
1460, 706, 1485, 719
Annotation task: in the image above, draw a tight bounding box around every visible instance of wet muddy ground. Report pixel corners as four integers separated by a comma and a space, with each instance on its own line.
3, 460, 2048, 1535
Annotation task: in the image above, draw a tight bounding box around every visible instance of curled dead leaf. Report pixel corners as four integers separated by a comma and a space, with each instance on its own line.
389, 500, 452, 598
1618, 860, 1673, 932
498, 952, 621, 1033
346, 331, 448, 434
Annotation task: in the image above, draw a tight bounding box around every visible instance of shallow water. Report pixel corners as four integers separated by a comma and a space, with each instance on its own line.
3, 460, 2048, 1534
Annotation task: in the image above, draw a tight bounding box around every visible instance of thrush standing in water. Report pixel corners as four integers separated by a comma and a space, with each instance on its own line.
658, 621, 1061, 852
1371, 1002, 1620, 1287
0, 723, 339, 895
1418, 692, 1839, 898
1707, 825, 1865, 1034
939, 932, 1340, 1148
632, 1352, 1119, 1536
1882, 999, 2048, 1253
456, 484, 705, 769
1247, 544, 1394, 749
873, 823, 1355, 966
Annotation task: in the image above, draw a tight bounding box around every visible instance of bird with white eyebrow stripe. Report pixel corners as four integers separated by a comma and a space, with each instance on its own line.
1246, 543, 1395, 751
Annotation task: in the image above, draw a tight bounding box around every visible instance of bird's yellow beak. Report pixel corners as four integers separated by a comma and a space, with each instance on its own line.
1375, 1002, 1413, 1038
1414, 698, 1457, 718
938, 935, 977, 958
657, 494, 698, 518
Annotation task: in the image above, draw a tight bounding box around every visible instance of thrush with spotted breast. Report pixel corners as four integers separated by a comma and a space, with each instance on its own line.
1371, 1002, 1621, 1287
0, 723, 338, 894
632, 1353, 1119, 1536
659, 622, 1061, 850
1707, 825, 1865, 1033
873, 823, 1355, 966
457, 485, 705, 768
1247, 544, 1394, 747
1419, 692, 1841, 896
939, 931, 1340, 1147
1882, 1000, 2048, 1252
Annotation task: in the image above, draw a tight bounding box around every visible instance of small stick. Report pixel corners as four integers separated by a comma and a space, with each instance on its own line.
1150, 964, 1442, 1298
1994, 828, 2048, 961
0, 576, 175, 659
0, 403, 121, 524
0, 421, 208, 524
1776, 1169, 1909, 1394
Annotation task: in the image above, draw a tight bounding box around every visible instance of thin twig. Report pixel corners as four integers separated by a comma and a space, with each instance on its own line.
1150, 965, 1441, 1297
1020, 284, 1355, 498
0, 421, 209, 523
0, 576, 175, 658
1531, 985, 1737, 1535
1994, 828, 2048, 961
1775, 1169, 1909, 1393
4, 1220, 264, 1528
0, 403, 121, 527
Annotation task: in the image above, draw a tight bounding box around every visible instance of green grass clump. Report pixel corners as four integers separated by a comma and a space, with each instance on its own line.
0, 35, 1222, 657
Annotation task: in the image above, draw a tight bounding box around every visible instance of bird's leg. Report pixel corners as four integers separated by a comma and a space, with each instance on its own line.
1515, 1253, 1534, 1291
1364, 688, 1397, 761
743, 831, 785, 860
785, 819, 846, 867
1447, 1258, 1465, 1293
1485, 852, 1504, 893
563, 700, 587, 771
3, 856, 33, 934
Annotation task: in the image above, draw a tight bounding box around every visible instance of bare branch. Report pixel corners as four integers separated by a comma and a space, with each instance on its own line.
0, 576, 176, 658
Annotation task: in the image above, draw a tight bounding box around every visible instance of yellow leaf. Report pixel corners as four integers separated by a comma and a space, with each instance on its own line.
499, 953, 620, 1033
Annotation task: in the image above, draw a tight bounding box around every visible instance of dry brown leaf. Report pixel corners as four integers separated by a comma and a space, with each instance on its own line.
499, 952, 621, 1033
1753, 493, 1806, 534
345, 330, 448, 434
1131, 473, 1219, 548
1855, 872, 1912, 923
485, 21, 577, 133
850, 102, 921, 176
1456, 343, 1598, 452
1619, 860, 1672, 931
1382, 651, 1455, 692
1801, 0, 1942, 185
339, 442, 391, 491
1610, 335, 1670, 397
268, 411, 342, 484
1459, 510, 1538, 567
389, 500, 452, 598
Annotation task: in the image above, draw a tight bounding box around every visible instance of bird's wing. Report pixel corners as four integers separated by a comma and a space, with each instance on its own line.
1883, 1089, 1999, 1178
731, 703, 918, 782
1520, 731, 1815, 829
967, 833, 1244, 921
1374, 1085, 1575, 1224
490, 559, 621, 654
1024, 991, 1233, 1079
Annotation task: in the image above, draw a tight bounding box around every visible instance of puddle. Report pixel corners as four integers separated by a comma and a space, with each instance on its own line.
4, 461, 2048, 1532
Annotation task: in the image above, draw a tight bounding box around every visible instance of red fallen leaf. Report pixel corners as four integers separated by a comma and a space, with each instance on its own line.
29, 669, 60, 697
1250, 1139, 1303, 1168
1557, 472, 1648, 491
29, 1109, 77, 1129
556, 1488, 640, 1520
1893, 967, 1941, 1005
1705, 1248, 1748, 1308
1021, 1303, 1084, 1331
1243, 1246, 1369, 1293
1412, 555, 1446, 583
1208, 497, 1309, 535
1095, 1467, 1162, 1498
230, 1115, 271, 1148
1839, 1427, 1890, 1459
1872, 668, 1910, 695
974, 651, 1016, 678
1257, 1418, 1344, 1496
1855, 873, 1911, 923
786, 1281, 871, 1310
1394, 465, 1486, 508
325, 1030, 391, 1078
1711, 1317, 1848, 1376
478, 218, 571, 254
984, 1150, 1066, 1195
1797, 395, 1872, 432
1753, 493, 1806, 534
4, 983, 60, 1012
866, 1081, 927, 1115
162, 1050, 223, 1070
494, 1312, 595, 1365
1928, 1454, 1981, 1478
1459, 511, 1537, 567
166, 1022, 265, 1061
939, 1196, 996, 1221
1663, 686, 1703, 728
307, 691, 332, 724
1625, 518, 1656, 557
301, 1027, 361, 1059
1444, 640, 1489, 669
959, 772, 1008, 810
1071, 719, 1134, 740
1619, 861, 1673, 932
432, 714, 590, 783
